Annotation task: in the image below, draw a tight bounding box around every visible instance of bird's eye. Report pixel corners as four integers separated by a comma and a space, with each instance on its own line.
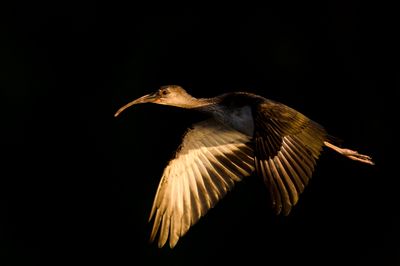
160, 89, 169, 96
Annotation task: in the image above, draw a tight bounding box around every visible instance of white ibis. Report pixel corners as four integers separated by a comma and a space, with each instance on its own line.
115, 85, 374, 248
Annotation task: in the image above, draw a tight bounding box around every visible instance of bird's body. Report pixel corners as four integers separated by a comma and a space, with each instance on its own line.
115, 85, 373, 248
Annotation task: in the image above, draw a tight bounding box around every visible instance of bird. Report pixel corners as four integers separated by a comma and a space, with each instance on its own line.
114, 85, 374, 248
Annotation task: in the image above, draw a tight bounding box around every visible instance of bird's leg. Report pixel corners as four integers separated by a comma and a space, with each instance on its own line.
324, 141, 374, 165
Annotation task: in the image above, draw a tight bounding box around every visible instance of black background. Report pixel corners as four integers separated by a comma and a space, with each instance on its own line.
1, 2, 398, 266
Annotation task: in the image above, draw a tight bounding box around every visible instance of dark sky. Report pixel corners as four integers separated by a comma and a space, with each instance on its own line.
1, 2, 398, 266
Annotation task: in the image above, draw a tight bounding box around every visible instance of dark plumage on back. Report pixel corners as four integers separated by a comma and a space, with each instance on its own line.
115, 85, 374, 248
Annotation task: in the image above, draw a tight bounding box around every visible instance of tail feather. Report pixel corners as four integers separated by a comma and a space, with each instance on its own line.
324, 141, 374, 165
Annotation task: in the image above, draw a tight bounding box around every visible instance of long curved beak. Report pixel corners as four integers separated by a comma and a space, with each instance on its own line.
114, 93, 158, 117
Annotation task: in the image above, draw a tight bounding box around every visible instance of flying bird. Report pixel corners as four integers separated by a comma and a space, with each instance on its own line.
115, 85, 374, 248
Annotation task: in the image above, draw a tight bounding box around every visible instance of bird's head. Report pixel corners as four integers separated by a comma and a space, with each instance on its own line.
115, 85, 200, 117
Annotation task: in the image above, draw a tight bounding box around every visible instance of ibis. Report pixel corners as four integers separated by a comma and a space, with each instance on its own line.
115, 85, 374, 248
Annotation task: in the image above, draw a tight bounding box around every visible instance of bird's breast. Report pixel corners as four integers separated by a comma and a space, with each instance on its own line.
214, 105, 255, 137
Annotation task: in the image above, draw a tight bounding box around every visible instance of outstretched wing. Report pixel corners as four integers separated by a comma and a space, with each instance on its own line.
254, 101, 327, 216
149, 119, 255, 248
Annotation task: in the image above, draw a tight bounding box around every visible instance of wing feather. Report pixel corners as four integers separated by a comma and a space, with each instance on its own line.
274, 157, 298, 206
254, 101, 327, 215
148, 119, 255, 248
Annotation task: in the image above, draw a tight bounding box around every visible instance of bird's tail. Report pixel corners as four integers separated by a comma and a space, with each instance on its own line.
324, 141, 374, 165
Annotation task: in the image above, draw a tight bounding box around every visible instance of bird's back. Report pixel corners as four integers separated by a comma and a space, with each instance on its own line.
201, 92, 305, 138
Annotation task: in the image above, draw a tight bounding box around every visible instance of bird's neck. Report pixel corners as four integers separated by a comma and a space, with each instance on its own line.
177, 97, 215, 109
